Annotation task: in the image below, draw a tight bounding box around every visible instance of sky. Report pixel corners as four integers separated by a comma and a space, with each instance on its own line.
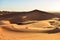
0, 0, 60, 12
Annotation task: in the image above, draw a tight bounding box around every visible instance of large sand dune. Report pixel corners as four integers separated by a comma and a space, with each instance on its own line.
0, 20, 60, 40
0, 10, 60, 40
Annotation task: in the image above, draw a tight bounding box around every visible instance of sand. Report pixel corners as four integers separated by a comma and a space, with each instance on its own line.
0, 27, 60, 40
0, 20, 60, 40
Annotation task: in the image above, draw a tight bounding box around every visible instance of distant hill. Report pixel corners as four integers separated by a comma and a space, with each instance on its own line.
0, 10, 60, 23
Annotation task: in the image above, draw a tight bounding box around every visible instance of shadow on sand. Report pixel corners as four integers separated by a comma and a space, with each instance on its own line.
44, 28, 60, 34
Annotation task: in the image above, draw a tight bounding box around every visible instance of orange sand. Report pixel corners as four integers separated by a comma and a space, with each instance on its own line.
0, 27, 60, 40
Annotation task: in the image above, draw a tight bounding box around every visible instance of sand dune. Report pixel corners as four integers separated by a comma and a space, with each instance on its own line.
0, 10, 60, 23
0, 20, 60, 40
0, 10, 60, 40
0, 20, 55, 32
0, 19, 60, 32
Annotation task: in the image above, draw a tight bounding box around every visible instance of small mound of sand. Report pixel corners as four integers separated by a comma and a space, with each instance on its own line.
0, 20, 11, 25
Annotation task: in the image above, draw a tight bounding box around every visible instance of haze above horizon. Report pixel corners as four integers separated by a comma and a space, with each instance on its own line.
0, 0, 60, 12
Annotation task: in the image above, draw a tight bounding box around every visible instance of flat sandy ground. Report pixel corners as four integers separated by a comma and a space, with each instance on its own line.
0, 27, 60, 40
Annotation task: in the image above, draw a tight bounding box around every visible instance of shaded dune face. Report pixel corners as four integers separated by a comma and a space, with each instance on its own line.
0, 10, 60, 23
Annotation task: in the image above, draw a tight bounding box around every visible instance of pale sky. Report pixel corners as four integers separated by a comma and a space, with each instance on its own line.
0, 0, 60, 12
